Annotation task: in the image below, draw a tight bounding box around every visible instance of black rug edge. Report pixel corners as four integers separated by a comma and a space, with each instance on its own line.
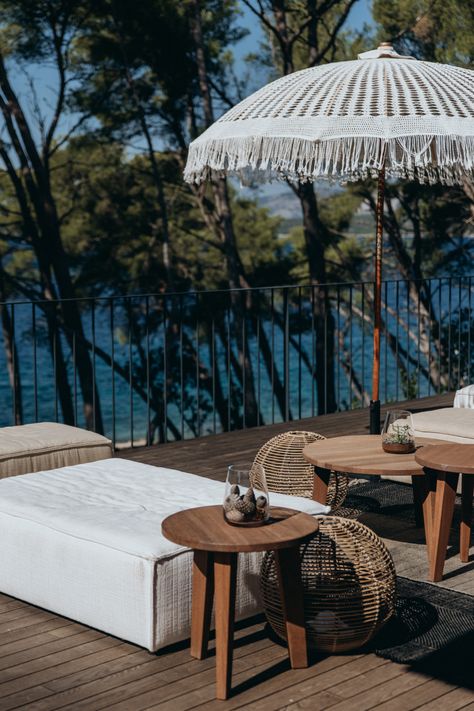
396, 575, 474, 611
371, 576, 474, 669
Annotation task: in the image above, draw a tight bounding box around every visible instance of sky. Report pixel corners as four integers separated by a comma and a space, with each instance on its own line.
236, 0, 372, 63
346, 0, 372, 30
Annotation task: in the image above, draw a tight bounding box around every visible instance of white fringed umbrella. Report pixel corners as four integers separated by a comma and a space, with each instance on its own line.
184, 43, 474, 431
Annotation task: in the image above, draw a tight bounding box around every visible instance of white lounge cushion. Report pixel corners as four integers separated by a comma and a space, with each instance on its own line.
411, 408, 474, 443
382, 408, 474, 491
454, 384, 474, 409
0, 422, 113, 478
0, 458, 328, 651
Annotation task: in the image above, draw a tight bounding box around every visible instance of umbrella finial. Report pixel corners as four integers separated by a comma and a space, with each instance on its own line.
358, 43, 415, 60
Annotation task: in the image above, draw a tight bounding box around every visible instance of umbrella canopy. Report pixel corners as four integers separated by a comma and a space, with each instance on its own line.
184, 43, 474, 430
185, 43, 474, 186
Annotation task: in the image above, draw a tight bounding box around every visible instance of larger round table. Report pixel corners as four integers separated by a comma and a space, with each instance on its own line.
415, 444, 474, 582
162, 505, 318, 700
303, 434, 449, 544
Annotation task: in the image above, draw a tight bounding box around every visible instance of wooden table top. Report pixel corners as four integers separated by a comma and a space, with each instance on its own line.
162, 505, 319, 553
303, 435, 451, 476
415, 443, 474, 474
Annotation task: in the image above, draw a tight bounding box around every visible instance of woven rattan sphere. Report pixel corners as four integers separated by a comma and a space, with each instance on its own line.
261, 516, 396, 653
253, 431, 348, 510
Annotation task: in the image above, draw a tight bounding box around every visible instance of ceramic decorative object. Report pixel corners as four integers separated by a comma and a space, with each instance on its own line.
224, 464, 269, 526
382, 410, 415, 454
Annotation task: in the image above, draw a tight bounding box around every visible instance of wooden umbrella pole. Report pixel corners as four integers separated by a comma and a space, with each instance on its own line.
370, 165, 386, 434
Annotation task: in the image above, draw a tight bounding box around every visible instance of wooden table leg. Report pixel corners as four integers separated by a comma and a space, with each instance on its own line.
429, 472, 459, 583
413, 471, 437, 563
313, 466, 331, 505
190, 550, 214, 660
214, 552, 237, 700
275, 546, 308, 669
460, 474, 473, 563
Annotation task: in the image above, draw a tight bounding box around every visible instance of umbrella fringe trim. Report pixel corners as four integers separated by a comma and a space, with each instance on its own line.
184, 134, 474, 186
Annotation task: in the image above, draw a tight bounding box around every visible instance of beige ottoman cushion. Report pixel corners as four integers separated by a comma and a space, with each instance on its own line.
0, 423, 113, 478
382, 408, 474, 492
412, 407, 474, 443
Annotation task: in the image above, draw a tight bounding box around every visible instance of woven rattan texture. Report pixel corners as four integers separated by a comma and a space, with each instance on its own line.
253, 430, 349, 510
261, 516, 397, 653
220, 61, 473, 122
185, 56, 474, 185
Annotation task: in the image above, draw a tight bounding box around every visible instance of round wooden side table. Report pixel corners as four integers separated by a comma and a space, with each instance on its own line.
162, 505, 319, 700
302, 434, 449, 533
415, 444, 474, 582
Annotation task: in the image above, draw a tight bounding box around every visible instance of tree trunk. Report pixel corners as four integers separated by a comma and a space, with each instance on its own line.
0, 55, 103, 433
383, 195, 448, 391
204, 315, 231, 431
294, 182, 337, 413
0, 297, 22, 425
256, 3, 338, 415
251, 293, 290, 423
111, 9, 175, 289
43, 301, 76, 425
189, 0, 260, 427
43, 215, 104, 432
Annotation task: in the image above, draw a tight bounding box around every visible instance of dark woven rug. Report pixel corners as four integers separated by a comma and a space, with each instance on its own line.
263, 574, 474, 687
367, 576, 474, 687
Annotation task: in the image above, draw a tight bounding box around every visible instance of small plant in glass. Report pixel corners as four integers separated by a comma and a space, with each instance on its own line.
382, 410, 415, 454
223, 463, 270, 526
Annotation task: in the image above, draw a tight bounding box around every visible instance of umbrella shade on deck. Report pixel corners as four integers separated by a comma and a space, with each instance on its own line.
184, 43, 474, 431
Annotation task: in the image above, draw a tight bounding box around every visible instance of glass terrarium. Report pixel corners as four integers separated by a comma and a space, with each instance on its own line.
223, 463, 270, 526
382, 410, 415, 454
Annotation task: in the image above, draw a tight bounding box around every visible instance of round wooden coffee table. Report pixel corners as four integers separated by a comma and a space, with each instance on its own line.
162, 505, 318, 700
303, 434, 447, 521
415, 444, 474, 582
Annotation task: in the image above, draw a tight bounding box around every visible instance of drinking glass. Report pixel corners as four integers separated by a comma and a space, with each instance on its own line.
382, 410, 415, 453
223, 463, 270, 526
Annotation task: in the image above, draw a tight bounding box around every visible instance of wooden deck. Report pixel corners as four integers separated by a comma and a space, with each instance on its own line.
119, 393, 456, 477
1, 393, 473, 711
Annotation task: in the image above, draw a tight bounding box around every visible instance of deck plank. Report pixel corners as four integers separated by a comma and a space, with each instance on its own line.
281, 660, 409, 709
371, 678, 472, 711
118, 394, 454, 472
128, 653, 352, 711
5, 622, 269, 710
149, 654, 383, 711
292, 667, 431, 711
413, 687, 474, 710
0, 630, 107, 672
78, 646, 289, 711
